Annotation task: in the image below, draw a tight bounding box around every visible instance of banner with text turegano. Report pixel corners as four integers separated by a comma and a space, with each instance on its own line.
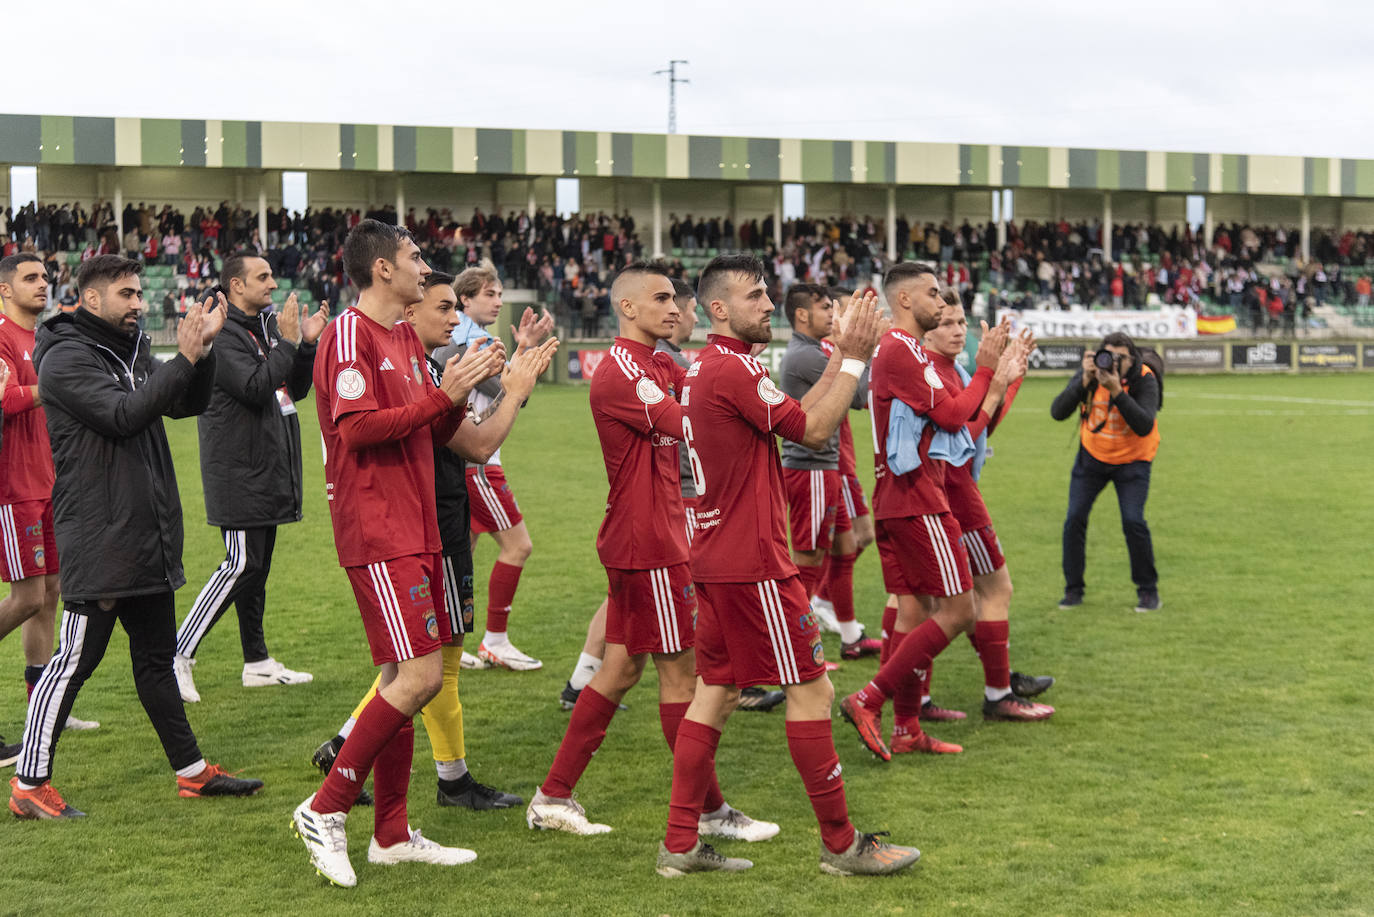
997, 307, 1198, 340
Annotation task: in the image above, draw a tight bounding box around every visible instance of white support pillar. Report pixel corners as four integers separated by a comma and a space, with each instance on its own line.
996, 189, 1008, 251
885, 186, 897, 262
1300, 197, 1311, 262
257, 175, 268, 248
235, 174, 245, 207
367, 176, 378, 209
113, 172, 123, 234
948, 190, 956, 227
773, 185, 783, 248
652, 180, 663, 259
1102, 191, 1113, 263
526, 179, 536, 221
395, 175, 405, 227
1203, 194, 1214, 249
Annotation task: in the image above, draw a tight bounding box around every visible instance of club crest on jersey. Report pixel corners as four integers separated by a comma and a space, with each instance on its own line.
810, 637, 825, 664
336, 368, 366, 400
423, 609, 439, 639
757, 375, 785, 405
924, 364, 944, 389
636, 376, 665, 405
411, 355, 423, 384
33, 547, 44, 566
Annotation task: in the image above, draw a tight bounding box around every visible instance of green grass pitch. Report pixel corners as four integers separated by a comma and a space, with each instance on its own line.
1, 372, 1371, 916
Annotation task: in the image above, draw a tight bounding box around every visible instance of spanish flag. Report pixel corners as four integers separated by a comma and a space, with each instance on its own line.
1196, 314, 1237, 335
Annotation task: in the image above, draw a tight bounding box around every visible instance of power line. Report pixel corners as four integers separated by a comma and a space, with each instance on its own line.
653, 60, 689, 134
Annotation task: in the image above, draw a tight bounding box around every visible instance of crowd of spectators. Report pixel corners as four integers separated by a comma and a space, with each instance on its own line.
3, 197, 1373, 338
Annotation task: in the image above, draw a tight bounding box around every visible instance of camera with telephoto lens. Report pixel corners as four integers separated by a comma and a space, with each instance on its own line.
1094, 348, 1124, 374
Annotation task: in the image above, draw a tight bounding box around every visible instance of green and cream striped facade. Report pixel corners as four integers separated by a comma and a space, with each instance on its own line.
0, 113, 1367, 198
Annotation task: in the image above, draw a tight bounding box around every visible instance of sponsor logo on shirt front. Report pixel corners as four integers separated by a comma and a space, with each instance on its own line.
379, 357, 396, 371
336, 368, 366, 400
757, 375, 785, 405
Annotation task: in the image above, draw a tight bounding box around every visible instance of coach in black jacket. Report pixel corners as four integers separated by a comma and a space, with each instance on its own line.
173, 252, 327, 703
10, 255, 260, 819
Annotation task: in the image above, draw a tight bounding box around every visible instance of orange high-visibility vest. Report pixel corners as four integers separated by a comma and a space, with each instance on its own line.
1080, 364, 1159, 464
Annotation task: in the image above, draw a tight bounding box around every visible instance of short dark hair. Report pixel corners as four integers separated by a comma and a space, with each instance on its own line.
610, 261, 673, 305
696, 254, 765, 306
0, 253, 43, 286
670, 277, 695, 307
76, 255, 143, 295
1099, 331, 1139, 359
219, 250, 265, 290
882, 261, 937, 302
342, 219, 412, 289
783, 283, 829, 327
939, 285, 962, 307
424, 270, 456, 290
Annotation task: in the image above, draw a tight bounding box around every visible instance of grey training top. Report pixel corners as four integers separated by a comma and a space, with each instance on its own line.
654, 338, 697, 499
778, 330, 867, 470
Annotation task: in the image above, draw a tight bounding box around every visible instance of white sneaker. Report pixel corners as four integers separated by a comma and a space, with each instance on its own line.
292, 794, 356, 888
458, 651, 486, 670
698, 804, 780, 842
64, 715, 100, 731
525, 789, 612, 835
477, 641, 542, 671
243, 657, 314, 687
368, 828, 476, 866
810, 598, 841, 635
174, 654, 200, 703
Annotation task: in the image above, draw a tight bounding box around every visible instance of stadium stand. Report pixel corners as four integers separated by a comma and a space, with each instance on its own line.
5, 198, 1374, 339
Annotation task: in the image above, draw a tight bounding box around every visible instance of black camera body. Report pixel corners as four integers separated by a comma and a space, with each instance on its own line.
1094, 349, 1124, 374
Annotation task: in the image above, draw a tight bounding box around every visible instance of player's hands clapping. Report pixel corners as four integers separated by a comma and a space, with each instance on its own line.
439, 338, 505, 406
178, 292, 228, 364
277, 292, 302, 344
973, 315, 1012, 369
513, 307, 555, 354
502, 338, 560, 402
835, 290, 886, 363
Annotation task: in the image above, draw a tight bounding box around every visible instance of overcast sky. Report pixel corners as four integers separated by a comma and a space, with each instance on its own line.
10, 0, 1373, 159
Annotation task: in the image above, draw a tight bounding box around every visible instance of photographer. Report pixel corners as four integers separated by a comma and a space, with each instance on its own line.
1050, 331, 1160, 613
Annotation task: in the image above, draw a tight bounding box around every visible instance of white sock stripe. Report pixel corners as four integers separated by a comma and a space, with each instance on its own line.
21, 610, 88, 779
177, 530, 249, 655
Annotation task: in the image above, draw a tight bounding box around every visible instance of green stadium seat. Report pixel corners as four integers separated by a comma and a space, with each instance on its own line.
277, 279, 293, 291
670, 248, 683, 258
270, 289, 288, 303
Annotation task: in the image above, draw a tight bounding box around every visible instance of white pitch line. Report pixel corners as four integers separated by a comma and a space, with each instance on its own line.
1184, 392, 1374, 408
